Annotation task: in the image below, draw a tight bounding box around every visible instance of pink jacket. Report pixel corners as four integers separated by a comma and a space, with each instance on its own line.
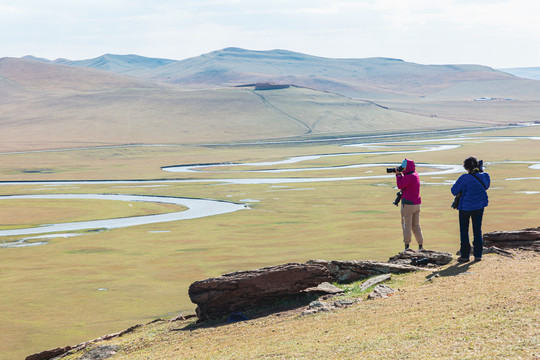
396, 159, 421, 205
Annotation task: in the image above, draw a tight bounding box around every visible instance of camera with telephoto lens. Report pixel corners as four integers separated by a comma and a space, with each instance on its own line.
393, 191, 403, 206
411, 257, 429, 266
478, 160, 484, 172
386, 165, 404, 173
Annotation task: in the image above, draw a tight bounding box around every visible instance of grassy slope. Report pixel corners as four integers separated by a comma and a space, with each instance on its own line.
61, 251, 539, 360
381, 100, 540, 126
378, 77, 540, 126
0, 85, 481, 153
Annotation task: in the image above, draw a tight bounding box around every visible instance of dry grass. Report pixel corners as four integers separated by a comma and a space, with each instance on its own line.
61, 251, 539, 360
1, 83, 534, 153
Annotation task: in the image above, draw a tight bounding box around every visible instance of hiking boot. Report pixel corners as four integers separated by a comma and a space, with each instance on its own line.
457, 257, 470, 263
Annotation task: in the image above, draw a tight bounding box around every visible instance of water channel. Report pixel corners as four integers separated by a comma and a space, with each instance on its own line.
1, 135, 539, 246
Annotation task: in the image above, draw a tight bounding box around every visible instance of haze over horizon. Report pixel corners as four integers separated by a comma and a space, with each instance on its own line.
1, 0, 539, 69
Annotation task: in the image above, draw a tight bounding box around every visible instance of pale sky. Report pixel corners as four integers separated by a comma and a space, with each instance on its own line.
1, 0, 539, 68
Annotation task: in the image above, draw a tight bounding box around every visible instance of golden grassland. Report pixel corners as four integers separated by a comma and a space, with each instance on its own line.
4, 82, 537, 154
61, 250, 540, 360
1, 86, 468, 153
1, 126, 539, 358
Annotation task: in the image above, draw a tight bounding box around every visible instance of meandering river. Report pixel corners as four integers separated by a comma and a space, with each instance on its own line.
1, 134, 539, 246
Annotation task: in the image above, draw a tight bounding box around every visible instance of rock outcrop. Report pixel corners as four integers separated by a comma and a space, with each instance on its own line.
388, 249, 453, 266
358, 274, 392, 291
303, 281, 345, 295
188, 263, 332, 321
26, 347, 73, 360
482, 246, 514, 257
189, 256, 440, 321
306, 259, 428, 283
483, 227, 540, 251
25, 324, 141, 360
367, 284, 397, 299
301, 298, 357, 316
78, 345, 119, 360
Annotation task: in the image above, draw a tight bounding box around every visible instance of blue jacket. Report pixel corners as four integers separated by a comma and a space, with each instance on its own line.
451, 172, 490, 211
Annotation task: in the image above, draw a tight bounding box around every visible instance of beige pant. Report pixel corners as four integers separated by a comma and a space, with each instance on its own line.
401, 203, 424, 245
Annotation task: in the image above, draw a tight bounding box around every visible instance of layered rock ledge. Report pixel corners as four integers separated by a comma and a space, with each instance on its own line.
188, 263, 332, 321
306, 259, 430, 283
388, 249, 453, 266
484, 227, 540, 251
189, 253, 448, 321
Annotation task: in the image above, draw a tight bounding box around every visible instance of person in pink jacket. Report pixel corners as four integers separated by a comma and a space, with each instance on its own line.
395, 158, 424, 251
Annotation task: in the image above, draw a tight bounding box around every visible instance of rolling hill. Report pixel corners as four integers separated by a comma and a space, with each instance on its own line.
2, 49, 540, 152
53, 54, 177, 76
140, 47, 521, 99
23, 54, 177, 76
499, 67, 540, 80
0, 57, 158, 92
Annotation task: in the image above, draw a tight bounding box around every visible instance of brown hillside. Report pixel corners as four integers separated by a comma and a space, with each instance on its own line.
0, 57, 157, 92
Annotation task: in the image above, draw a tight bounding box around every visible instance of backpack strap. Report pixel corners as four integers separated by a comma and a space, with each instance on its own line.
470, 173, 487, 190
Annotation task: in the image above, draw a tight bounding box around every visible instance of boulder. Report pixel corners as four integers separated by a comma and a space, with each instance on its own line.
300, 298, 357, 316
78, 345, 120, 360
25, 324, 141, 360
303, 281, 344, 295
482, 246, 514, 257
306, 259, 428, 283
483, 227, 540, 251
26, 347, 73, 360
367, 284, 396, 299
359, 274, 392, 291
388, 249, 453, 266
188, 263, 332, 321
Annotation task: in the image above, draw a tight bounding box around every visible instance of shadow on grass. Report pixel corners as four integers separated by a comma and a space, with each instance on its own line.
426, 260, 476, 280
171, 292, 321, 332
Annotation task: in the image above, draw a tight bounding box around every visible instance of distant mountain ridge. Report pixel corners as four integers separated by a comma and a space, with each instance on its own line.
23, 54, 177, 76
0, 57, 158, 92
499, 67, 540, 80
18, 48, 525, 99
139, 47, 515, 98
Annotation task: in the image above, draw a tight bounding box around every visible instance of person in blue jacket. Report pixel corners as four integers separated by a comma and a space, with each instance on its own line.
451, 156, 490, 262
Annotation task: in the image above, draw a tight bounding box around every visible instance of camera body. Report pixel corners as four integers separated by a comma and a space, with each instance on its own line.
386, 165, 404, 173
478, 160, 484, 172
393, 191, 403, 206
387, 162, 406, 206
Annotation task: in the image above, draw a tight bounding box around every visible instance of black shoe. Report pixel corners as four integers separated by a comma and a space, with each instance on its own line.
474, 257, 482, 262
457, 257, 470, 263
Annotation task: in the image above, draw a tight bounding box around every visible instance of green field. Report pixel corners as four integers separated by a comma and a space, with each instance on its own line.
1, 126, 540, 359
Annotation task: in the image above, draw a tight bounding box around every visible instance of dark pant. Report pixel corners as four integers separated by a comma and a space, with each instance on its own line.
458, 209, 484, 259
